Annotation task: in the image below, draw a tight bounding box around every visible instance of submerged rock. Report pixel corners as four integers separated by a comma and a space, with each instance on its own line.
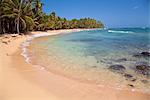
136, 65, 149, 71
135, 63, 150, 76
108, 64, 126, 73
141, 52, 150, 56
133, 52, 150, 57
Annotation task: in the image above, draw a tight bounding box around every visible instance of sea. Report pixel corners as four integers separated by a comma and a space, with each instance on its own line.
22, 28, 150, 93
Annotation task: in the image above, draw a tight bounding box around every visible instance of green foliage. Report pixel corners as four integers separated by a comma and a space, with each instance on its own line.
0, 0, 104, 34
0, 0, 35, 34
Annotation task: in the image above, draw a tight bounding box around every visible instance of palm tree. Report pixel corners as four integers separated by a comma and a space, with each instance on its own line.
32, 0, 43, 15
0, 0, 35, 34
0, 0, 5, 34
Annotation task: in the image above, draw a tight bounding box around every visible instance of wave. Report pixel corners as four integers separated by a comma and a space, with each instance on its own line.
21, 32, 51, 63
108, 30, 134, 33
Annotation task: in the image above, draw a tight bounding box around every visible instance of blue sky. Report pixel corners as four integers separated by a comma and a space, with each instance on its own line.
41, 0, 149, 28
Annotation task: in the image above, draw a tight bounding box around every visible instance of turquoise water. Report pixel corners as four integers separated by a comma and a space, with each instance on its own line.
29, 28, 150, 93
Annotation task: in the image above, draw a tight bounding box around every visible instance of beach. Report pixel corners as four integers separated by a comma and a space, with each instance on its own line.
0, 29, 150, 100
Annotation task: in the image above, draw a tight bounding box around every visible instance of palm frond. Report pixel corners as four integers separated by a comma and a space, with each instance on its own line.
24, 16, 35, 26
20, 17, 26, 30
0, 13, 17, 19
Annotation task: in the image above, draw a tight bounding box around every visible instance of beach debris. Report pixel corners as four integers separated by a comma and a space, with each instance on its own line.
133, 52, 150, 57
108, 64, 126, 73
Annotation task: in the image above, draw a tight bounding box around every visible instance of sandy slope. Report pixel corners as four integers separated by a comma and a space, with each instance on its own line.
0, 29, 150, 100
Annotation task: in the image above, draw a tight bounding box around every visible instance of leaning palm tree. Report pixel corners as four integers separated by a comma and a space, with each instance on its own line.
1, 0, 35, 34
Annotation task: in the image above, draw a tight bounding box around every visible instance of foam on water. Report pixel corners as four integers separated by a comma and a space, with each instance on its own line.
21, 32, 51, 63
108, 30, 134, 33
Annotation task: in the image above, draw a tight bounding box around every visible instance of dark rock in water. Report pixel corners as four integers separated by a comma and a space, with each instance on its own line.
108, 64, 126, 73
133, 52, 150, 57
141, 80, 149, 84
127, 84, 134, 88
135, 63, 150, 76
136, 65, 149, 71
141, 52, 150, 56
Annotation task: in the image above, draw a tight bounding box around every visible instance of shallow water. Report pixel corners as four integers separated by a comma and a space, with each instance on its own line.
26, 28, 150, 93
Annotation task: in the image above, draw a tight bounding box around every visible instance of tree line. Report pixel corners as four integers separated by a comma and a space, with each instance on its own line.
0, 0, 104, 34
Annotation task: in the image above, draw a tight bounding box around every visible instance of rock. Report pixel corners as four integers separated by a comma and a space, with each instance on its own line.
124, 73, 133, 78
124, 73, 136, 82
133, 52, 150, 57
135, 63, 150, 76
127, 84, 134, 88
141, 80, 149, 84
108, 64, 126, 73
141, 52, 150, 56
136, 65, 149, 71
131, 78, 136, 82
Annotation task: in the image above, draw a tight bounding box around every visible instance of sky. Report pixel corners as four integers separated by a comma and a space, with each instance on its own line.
41, 0, 149, 28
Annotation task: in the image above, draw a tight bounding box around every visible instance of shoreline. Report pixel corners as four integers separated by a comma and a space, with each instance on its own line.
0, 29, 150, 100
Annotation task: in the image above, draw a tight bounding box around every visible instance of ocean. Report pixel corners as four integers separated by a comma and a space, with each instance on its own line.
23, 28, 150, 93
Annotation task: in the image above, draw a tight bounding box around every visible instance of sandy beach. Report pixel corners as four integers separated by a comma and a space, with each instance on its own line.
0, 29, 150, 100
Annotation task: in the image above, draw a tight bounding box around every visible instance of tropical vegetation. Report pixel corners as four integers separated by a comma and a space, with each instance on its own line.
0, 0, 104, 34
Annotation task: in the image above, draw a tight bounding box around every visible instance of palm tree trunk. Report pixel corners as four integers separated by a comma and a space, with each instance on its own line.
17, 17, 20, 34
17, 0, 23, 34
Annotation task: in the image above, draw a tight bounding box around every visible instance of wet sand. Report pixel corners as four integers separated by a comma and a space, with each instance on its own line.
0, 29, 150, 100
